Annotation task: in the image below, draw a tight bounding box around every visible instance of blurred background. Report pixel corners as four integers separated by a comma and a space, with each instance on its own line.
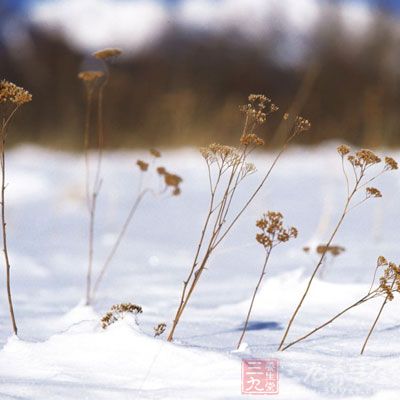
1, 0, 400, 149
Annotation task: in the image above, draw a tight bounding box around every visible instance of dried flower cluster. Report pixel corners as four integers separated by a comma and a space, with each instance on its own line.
345, 148, 381, 168
101, 303, 143, 329
237, 211, 297, 349
136, 160, 149, 172
294, 116, 311, 133
78, 71, 105, 83
93, 48, 122, 60
256, 212, 298, 249
239, 94, 278, 125
168, 94, 308, 342
0, 80, 32, 106
278, 145, 397, 352
154, 322, 167, 337
315, 244, 345, 257
375, 258, 400, 301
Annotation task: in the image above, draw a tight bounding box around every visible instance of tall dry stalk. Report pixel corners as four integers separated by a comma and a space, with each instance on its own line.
78, 48, 121, 305
281, 257, 400, 354
167, 95, 310, 342
90, 154, 182, 301
278, 147, 398, 351
236, 212, 297, 349
0, 80, 32, 335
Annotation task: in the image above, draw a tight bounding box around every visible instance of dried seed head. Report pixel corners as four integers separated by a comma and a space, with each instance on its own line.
200, 144, 240, 167
136, 160, 149, 172
240, 94, 278, 125
154, 322, 167, 337
356, 149, 381, 165
384, 156, 398, 171
93, 48, 122, 60
294, 116, 311, 133
316, 244, 346, 257
78, 70, 105, 82
164, 172, 182, 188
157, 166, 166, 175
337, 144, 351, 156
366, 187, 382, 198
377, 256, 388, 267
0, 80, 32, 105
240, 133, 265, 147
101, 303, 142, 329
256, 211, 297, 249
283, 112, 289, 120
150, 148, 161, 158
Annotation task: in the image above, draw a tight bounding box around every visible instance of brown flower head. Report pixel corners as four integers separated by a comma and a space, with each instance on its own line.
384, 156, 398, 171
150, 148, 161, 158
256, 211, 297, 249
136, 160, 149, 172
157, 166, 166, 175
240, 94, 278, 126
78, 70, 105, 82
0, 80, 32, 106
93, 48, 122, 60
366, 187, 382, 198
240, 133, 265, 147
154, 322, 167, 337
337, 144, 351, 156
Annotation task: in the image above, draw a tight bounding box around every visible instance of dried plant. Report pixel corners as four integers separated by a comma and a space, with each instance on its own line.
78, 49, 181, 304
101, 302, 143, 329
90, 150, 182, 301
281, 257, 400, 354
154, 322, 167, 337
236, 212, 297, 349
278, 146, 398, 351
0, 80, 32, 335
167, 94, 310, 342
78, 48, 121, 305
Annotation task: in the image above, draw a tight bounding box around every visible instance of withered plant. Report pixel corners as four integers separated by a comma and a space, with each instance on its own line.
0, 80, 32, 335
79, 49, 181, 304
78, 48, 121, 305
281, 256, 400, 355
90, 150, 182, 301
154, 322, 167, 337
236, 212, 297, 349
278, 146, 398, 351
101, 302, 143, 329
167, 94, 310, 342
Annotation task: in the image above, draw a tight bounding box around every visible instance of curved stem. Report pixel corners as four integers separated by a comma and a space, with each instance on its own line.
91, 189, 149, 300
237, 248, 272, 349
0, 110, 19, 335
360, 282, 394, 355
278, 176, 362, 351
282, 294, 372, 351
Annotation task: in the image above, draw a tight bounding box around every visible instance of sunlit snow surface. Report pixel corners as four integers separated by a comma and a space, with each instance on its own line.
0, 144, 399, 399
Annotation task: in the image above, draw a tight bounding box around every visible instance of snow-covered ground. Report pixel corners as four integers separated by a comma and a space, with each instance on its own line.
0, 144, 399, 399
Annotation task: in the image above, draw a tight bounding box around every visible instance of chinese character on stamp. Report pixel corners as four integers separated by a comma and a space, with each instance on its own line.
242, 359, 279, 395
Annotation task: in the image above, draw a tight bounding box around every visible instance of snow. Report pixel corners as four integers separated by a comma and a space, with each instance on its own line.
0, 144, 399, 399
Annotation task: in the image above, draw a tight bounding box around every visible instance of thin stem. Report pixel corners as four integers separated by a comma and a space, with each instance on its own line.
237, 248, 272, 349
360, 281, 394, 355
281, 293, 372, 351
278, 175, 362, 351
91, 188, 149, 300
213, 133, 296, 250
0, 108, 19, 335
83, 88, 93, 210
